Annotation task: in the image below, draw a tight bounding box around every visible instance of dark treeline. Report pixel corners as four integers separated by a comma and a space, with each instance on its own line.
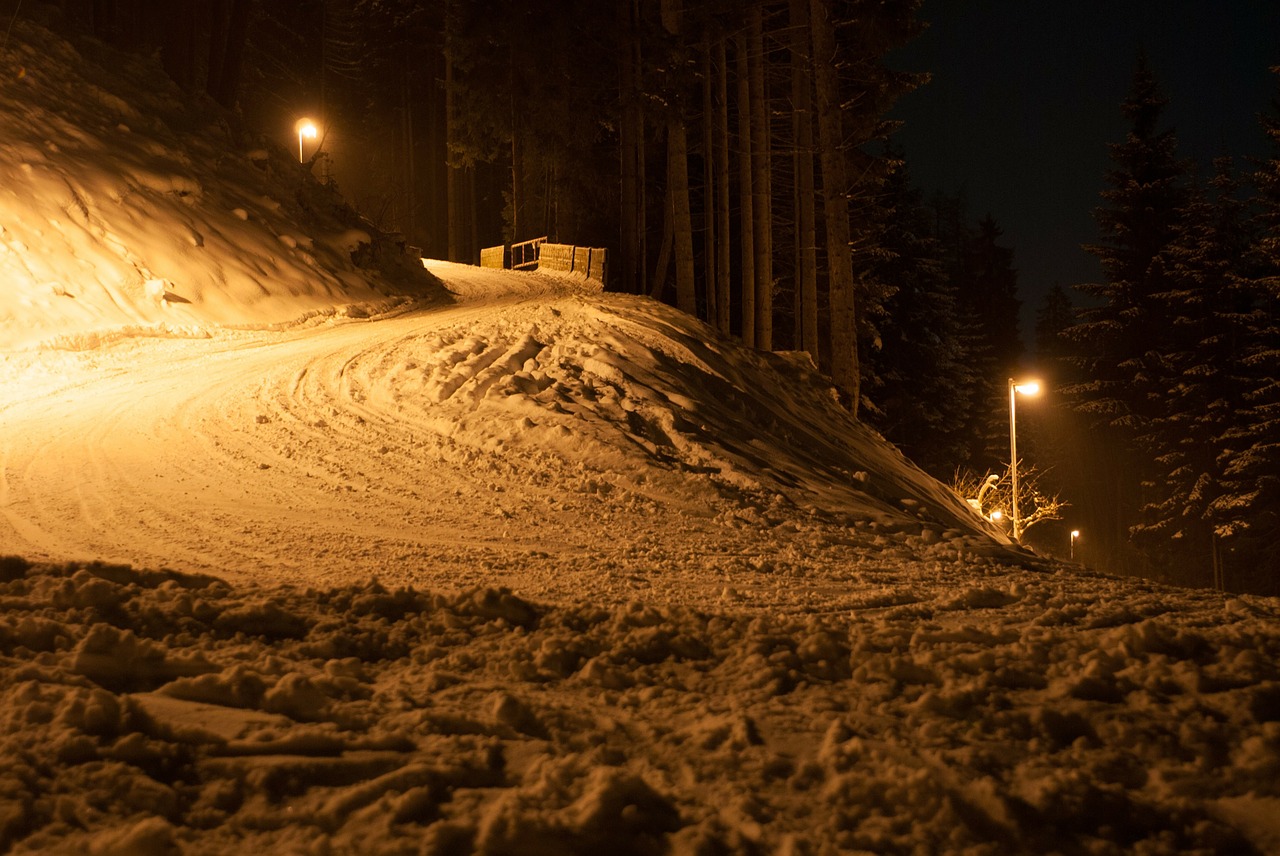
1032, 59, 1280, 595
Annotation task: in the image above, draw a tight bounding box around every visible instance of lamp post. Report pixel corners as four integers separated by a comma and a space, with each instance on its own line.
1008, 378, 1041, 541
1070, 529, 1080, 559
296, 118, 317, 163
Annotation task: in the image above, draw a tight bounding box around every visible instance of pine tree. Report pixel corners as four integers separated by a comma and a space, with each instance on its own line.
1034, 284, 1074, 368
957, 213, 1023, 468
1212, 68, 1280, 593
1064, 54, 1189, 435
862, 160, 980, 478
1057, 56, 1189, 575
1131, 159, 1252, 585
964, 215, 1023, 368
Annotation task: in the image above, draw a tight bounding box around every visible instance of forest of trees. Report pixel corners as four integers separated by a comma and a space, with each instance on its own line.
1034, 59, 1280, 595
22, 3, 1279, 593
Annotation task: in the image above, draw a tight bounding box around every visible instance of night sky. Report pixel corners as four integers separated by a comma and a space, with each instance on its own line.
889, 0, 1280, 349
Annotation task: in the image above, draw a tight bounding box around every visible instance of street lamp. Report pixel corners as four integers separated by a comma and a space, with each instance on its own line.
296, 118, 317, 163
1008, 378, 1041, 541
1070, 529, 1080, 559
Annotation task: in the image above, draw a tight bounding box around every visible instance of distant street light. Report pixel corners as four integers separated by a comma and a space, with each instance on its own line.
296, 118, 318, 163
1008, 378, 1041, 541
1070, 529, 1080, 559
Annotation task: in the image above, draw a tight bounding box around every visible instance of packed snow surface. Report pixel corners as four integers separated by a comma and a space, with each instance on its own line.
2, 16, 1280, 856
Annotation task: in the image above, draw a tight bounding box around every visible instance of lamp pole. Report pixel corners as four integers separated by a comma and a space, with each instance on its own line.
1008, 378, 1041, 541
1071, 529, 1080, 559
297, 119, 317, 163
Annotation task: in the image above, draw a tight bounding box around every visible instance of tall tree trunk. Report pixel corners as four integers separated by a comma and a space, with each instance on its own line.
667, 123, 697, 316
790, 0, 818, 360
446, 53, 460, 262
748, 4, 772, 349
714, 35, 732, 336
810, 0, 859, 411
468, 166, 478, 264
735, 29, 756, 345
509, 43, 522, 244
402, 63, 417, 240
161, 0, 197, 91
511, 107, 522, 241
662, 0, 697, 317
650, 184, 675, 300
206, 0, 250, 108
701, 33, 717, 327
617, 0, 642, 292
427, 48, 447, 259
206, 0, 228, 98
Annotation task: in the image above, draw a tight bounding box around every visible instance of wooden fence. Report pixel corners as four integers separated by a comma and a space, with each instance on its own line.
477, 238, 607, 287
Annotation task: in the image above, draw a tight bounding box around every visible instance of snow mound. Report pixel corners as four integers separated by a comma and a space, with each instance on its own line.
0, 20, 444, 351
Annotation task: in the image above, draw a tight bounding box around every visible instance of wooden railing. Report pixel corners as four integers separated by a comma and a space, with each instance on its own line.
510, 236, 547, 270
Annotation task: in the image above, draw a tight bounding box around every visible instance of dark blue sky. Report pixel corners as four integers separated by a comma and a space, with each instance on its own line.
889, 0, 1280, 348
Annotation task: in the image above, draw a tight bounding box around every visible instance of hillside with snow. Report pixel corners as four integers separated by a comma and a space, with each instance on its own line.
3, 17, 1280, 856
0, 19, 443, 353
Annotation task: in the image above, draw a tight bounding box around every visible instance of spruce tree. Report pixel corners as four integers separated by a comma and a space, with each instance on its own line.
1132, 159, 1251, 585
1064, 54, 1189, 435
1059, 55, 1189, 577
862, 160, 978, 478
1034, 284, 1074, 368
1212, 69, 1280, 593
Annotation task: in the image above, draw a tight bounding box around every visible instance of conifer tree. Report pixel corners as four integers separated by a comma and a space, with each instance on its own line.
1063, 55, 1189, 434
1211, 69, 1280, 592
862, 161, 979, 478
1131, 159, 1252, 584
1034, 284, 1074, 368
1059, 55, 1189, 573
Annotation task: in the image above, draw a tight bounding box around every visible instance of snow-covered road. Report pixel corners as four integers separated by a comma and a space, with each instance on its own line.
1, 261, 996, 608
1, 266, 621, 593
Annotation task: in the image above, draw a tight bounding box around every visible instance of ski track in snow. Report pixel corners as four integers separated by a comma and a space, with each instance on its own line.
0, 261, 1004, 611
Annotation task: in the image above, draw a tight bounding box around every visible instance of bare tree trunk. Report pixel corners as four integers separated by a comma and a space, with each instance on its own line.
206, 0, 250, 108
426, 48, 447, 259
467, 166, 478, 264
667, 124, 697, 316
510, 91, 521, 242
446, 53, 460, 262
617, 0, 642, 292
790, 0, 818, 360
810, 0, 859, 412
735, 29, 756, 346
402, 63, 417, 240
650, 184, 675, 300
748, 4, 771, 349
161, 0, 197, 91
714, 35, 732, 337
701, 33, 717, 326
661, 0, 697, 316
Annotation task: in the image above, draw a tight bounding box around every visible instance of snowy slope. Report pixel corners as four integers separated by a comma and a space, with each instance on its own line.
2, 17, 1280, 856
0, 20, 442, 352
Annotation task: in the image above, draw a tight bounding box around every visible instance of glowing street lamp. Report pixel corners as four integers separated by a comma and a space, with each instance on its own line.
1008, 378, 1041, 541
1070, 529, 1080, 559
296, 118, 318, 163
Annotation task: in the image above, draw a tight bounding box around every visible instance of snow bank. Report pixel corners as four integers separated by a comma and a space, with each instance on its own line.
0, 20, 444, 352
